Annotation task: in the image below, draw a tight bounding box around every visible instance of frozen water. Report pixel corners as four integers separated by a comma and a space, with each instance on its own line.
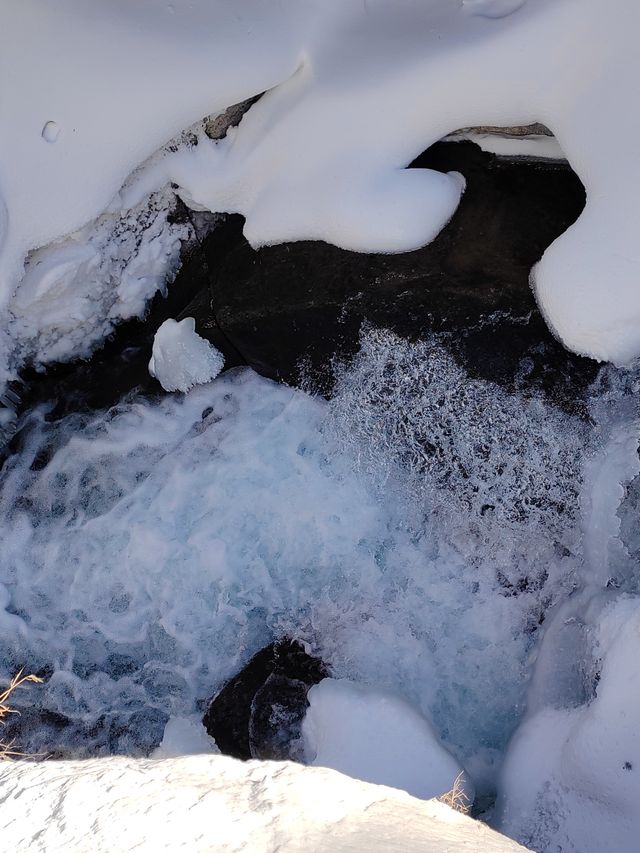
496, 596, 640, 853
5, 187, 190, 382
149, 317, 224, 393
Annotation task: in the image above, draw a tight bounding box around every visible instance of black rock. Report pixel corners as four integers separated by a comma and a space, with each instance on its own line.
10, 139, 602, 437
203, 638, 328, 760
184, 140, 599, 413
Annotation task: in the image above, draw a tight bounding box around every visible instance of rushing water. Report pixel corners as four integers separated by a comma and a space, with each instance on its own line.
0, 328, 637, 798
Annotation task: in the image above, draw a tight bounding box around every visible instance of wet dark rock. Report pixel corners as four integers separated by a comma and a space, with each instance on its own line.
184, 140, 599, 413
203, 638, 328, 761
9, 139, 601, 439
15, 206, 244, 424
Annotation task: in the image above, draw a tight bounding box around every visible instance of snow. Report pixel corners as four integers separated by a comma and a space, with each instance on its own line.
2, 186, 189, 387
302, 678, 470, 802
0, 754, 530, 853
1, 3, 640, 850
148, 317, 224, 393
447, 132, 565, 161
2, 0, 640, 371
152, 715, 218, 759
496, 597, 640, 853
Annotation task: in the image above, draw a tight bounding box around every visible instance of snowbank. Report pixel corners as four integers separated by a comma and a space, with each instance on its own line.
496, 597, 640, 853
149, 317, 224, 393
0, 754, 530, 853
302, 678, 470, 802
2, 0, 640, 369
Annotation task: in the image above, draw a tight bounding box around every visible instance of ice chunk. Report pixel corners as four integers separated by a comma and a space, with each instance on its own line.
148, 317, 224, 393
152, 715, 219, 759
302, 678, 470, 802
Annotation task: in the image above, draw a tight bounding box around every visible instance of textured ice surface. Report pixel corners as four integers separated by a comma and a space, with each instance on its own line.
1, 186, 190, 387
149, 317, 224, 393
3, 328, 636, 803
303, 677, 467, 801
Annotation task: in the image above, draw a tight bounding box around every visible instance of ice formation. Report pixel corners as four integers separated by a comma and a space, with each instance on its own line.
5, 188, 189, 381
302, 678, 469, 801
1, 0, 640, 372
0, 755, 530, 853
148, 317, 224, 393
496, 597, 640, 853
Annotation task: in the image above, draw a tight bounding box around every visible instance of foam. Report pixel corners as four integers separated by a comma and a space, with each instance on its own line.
2, 329, 629, 799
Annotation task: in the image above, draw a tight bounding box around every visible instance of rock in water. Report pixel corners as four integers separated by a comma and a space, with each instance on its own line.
185, 140, 597, 412
203, 639, 328, 760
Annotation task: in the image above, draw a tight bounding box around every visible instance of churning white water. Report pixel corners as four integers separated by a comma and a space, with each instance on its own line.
0, 328, 638, 800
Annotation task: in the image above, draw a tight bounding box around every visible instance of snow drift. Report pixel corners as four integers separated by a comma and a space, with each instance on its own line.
0, 754, 531, 853
2, 0, 640, 377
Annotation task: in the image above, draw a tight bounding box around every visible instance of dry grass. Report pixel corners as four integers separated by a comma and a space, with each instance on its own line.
0, 669, 43, 760
438, 772, 472, 814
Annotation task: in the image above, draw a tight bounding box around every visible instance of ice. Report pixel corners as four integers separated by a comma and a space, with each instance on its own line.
496, 596, 640, 853
151, 715, 218, 759
302, 678, 469, 801
5, 187, 189, 380
148, 317, 224, 393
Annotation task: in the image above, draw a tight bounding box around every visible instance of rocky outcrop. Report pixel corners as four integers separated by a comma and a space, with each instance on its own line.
184, 140, 598, 413
12, 138, 599, 432
203, 639, 328, 761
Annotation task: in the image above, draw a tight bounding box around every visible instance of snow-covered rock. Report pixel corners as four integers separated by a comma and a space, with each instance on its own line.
0, 754, 530, 853
496, 597, 640, 853
303, 678, 470, 802
3, 0, 640, 368
149, 317, 224, 393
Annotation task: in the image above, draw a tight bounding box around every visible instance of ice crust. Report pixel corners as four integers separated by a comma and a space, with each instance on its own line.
149, 317, 224, 393
3, 188, 189, 384
2, 0, 640, 367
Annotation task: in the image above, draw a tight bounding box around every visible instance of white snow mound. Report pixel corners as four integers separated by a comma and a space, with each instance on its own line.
303, 678, 471, 802
496, 597, 640, 853
149, 317, 224, 393
2, 1, 640, 364
0, 754, 531, 853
